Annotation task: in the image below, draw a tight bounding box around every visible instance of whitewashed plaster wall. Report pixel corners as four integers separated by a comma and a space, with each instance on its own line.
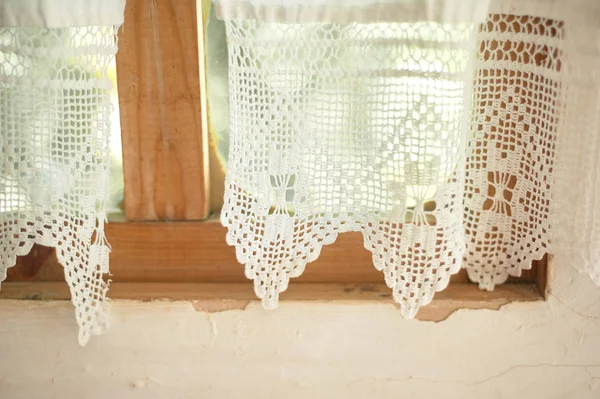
1, 260, 599, 399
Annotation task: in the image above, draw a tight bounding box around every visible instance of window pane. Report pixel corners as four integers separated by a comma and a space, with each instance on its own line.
204, 7, 467, 217
0, 28, 125, 221
107, 59, 124, 220
205, 3, 229, 213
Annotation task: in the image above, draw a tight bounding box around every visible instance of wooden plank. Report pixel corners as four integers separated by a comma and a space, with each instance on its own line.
7, 221, 543, 284
6, 245, 57, 281
116, 0, 209, 221
0, 281, 541, 302
104, 221, 393, 283
0, 282, 542, 321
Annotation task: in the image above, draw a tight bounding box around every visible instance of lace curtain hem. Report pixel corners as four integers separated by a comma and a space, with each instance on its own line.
0, 1, 123, 345
217, 0, 600, 316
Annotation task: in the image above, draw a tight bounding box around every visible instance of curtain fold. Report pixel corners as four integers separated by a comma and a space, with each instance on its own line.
216, 0, 600, 315
463, 13, 562, 289
0, 0, 124, 345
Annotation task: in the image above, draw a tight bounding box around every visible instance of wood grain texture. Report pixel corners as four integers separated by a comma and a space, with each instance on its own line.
105, 221, 390, 283
116, 0, 208, 221
102, 221, 544, 284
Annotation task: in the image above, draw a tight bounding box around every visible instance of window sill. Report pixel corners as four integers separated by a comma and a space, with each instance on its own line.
0, 282, 543, 321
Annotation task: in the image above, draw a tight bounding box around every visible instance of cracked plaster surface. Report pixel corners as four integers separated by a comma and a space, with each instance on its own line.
0, 260, 599, 398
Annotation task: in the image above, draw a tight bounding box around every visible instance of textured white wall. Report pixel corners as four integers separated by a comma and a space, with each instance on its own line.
1, 261, 600, 399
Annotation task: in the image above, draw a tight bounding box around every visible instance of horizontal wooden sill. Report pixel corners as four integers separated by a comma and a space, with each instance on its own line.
0, 282, 543, 321
9, 222, 546, 286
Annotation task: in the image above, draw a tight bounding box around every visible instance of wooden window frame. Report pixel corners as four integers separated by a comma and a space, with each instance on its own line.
2, 0, 546, 316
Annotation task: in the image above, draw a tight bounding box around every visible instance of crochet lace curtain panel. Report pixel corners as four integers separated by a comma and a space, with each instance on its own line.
2, 0, 600, 344
216, 0, 600, 315
0, 0, 124, 345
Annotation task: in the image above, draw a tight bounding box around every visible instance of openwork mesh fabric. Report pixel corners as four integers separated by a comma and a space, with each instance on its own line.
0, 26, 118, 345
221, 17, 480, 316
466, 0, 600, 288
219, 0, 600, 316
463, 14, 562, 289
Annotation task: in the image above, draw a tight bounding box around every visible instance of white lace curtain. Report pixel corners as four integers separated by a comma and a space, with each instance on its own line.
216, 0, 600, 315
2, 0, 600, 344
0, 0, 124, 345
